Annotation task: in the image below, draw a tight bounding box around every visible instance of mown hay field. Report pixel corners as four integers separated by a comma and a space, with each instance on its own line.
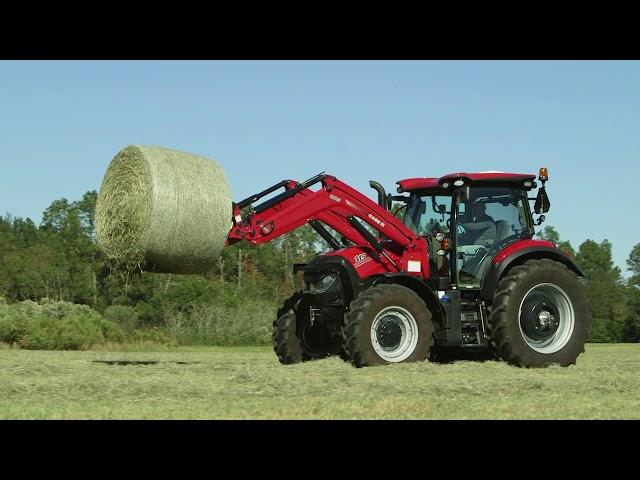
1, 343, 638, 419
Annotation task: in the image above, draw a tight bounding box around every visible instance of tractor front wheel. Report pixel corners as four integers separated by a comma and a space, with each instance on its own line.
272, 292, 343, 364
487, 258, 592, 368
342, 284, 434, 367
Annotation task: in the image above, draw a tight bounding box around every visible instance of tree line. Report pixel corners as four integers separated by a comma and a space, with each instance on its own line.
0, 191, 639, 343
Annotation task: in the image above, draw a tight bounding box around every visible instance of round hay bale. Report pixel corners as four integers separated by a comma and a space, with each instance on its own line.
95, 145, 232, 274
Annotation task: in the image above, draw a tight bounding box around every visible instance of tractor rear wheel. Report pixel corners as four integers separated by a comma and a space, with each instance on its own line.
272, 291, 343, 364
342, 284, 434, 368
487, 258, 591, 368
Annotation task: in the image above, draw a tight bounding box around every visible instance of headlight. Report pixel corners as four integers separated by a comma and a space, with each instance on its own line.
309, 274, 338, 293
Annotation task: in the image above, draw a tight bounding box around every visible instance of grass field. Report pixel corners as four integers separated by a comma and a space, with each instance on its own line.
1, 343, 639, 419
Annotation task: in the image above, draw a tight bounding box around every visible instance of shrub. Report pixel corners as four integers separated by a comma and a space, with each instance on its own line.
154, 276, 218, 313
135, 302, 161, 328
55, 315, 104, 350
12, 300, 44, 319
0, 311, 28, 346
163, 297, 275, 346
129, 327, 175, 346
103, 305, 139, 333
20, 317, 59, 350
0, 298, 124, 350
99, 319, 126, 343
37, 298, 103, 321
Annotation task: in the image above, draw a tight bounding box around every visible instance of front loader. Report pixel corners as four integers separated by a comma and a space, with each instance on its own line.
227, 168, 591, 368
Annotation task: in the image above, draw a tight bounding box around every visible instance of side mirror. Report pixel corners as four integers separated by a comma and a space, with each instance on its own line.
534, 187, 550, 214
385, 193, 394, 210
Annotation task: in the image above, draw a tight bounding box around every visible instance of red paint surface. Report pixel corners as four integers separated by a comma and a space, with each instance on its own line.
397, 178, 440, 191
492, 239, 556, 264
324, 246, 392, 279
397, 172, 536, 192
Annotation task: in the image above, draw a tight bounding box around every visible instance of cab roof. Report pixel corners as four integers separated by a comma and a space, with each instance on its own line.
397, 171, 537, 192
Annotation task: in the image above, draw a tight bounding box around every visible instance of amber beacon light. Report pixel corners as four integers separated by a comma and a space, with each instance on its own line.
539, 167, 548, 182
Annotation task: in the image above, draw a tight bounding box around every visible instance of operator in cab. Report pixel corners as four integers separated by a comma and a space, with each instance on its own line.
458, 202, 496, 255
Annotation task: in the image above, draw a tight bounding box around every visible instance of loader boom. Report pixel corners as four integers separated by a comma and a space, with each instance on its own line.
227, 173, 430, 278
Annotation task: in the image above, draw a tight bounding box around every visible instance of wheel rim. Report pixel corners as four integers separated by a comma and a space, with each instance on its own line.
518, 283, 575, 354
370, 306, 419, 362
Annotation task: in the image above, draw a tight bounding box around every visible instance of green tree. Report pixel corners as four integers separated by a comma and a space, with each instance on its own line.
628, 244, 640, 287
36, 193, 102, 304
536, 225, 575, 256
575, 239, 626, 342
623, 244, 640, 342
0, 216, 17, 297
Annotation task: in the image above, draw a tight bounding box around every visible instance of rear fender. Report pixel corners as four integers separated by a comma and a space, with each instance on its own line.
480, 244, 583, 302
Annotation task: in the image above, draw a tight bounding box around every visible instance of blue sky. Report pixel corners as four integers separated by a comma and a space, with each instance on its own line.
1, 61, 638, 274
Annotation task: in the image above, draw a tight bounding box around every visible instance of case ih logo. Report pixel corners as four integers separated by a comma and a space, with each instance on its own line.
354, 253, 367, 265
329, 194, 342, 203
368, 213, 385, 228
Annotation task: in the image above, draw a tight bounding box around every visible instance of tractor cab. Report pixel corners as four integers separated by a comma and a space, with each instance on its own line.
398, 170, 548, 291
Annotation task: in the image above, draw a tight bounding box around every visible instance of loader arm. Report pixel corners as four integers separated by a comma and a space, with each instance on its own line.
227, 173, 428, 276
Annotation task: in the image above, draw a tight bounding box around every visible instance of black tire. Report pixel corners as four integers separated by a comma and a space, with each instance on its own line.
487, 258, 591, 368
341, 284, 434, 368
272, 291, 304, 364
272, 291, 344, 365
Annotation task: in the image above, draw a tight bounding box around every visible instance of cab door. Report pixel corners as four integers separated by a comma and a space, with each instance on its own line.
454, 186, 532, 289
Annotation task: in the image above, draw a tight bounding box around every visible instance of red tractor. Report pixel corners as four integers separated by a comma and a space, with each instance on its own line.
227, 168, 591, 368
